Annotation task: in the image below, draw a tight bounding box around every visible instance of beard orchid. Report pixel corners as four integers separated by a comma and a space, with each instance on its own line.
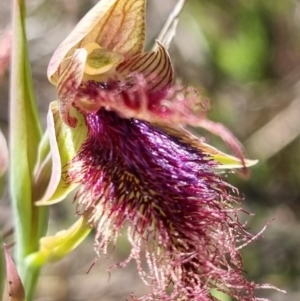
37, 0, 276, 300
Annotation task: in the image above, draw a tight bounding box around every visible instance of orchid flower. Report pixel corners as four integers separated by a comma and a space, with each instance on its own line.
36, 0, 275, 300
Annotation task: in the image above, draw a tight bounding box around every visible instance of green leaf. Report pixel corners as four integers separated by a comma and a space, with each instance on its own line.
10, 0, 41, 258
10, 0, 48, 298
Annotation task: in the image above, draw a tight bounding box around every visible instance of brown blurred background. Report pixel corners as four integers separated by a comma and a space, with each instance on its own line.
1, 0, 300, 300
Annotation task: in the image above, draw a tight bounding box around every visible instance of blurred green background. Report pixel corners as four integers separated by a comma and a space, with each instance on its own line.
1, 0, 300, 300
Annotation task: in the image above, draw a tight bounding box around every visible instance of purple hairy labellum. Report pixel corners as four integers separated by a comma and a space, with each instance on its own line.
57, 81, 272, 301
42, 0, 284, 300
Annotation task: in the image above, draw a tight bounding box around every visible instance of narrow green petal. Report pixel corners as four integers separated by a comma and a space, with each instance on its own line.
196, 118, 248, 168
203, 143, 259, 169
26, 216, 92, 266
37, 101, 87, 205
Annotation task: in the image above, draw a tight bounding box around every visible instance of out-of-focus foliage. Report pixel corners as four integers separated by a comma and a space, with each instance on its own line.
0, 0, 299, 301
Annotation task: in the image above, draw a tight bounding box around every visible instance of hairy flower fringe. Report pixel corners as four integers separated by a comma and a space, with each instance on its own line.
62, 104, 277, 301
